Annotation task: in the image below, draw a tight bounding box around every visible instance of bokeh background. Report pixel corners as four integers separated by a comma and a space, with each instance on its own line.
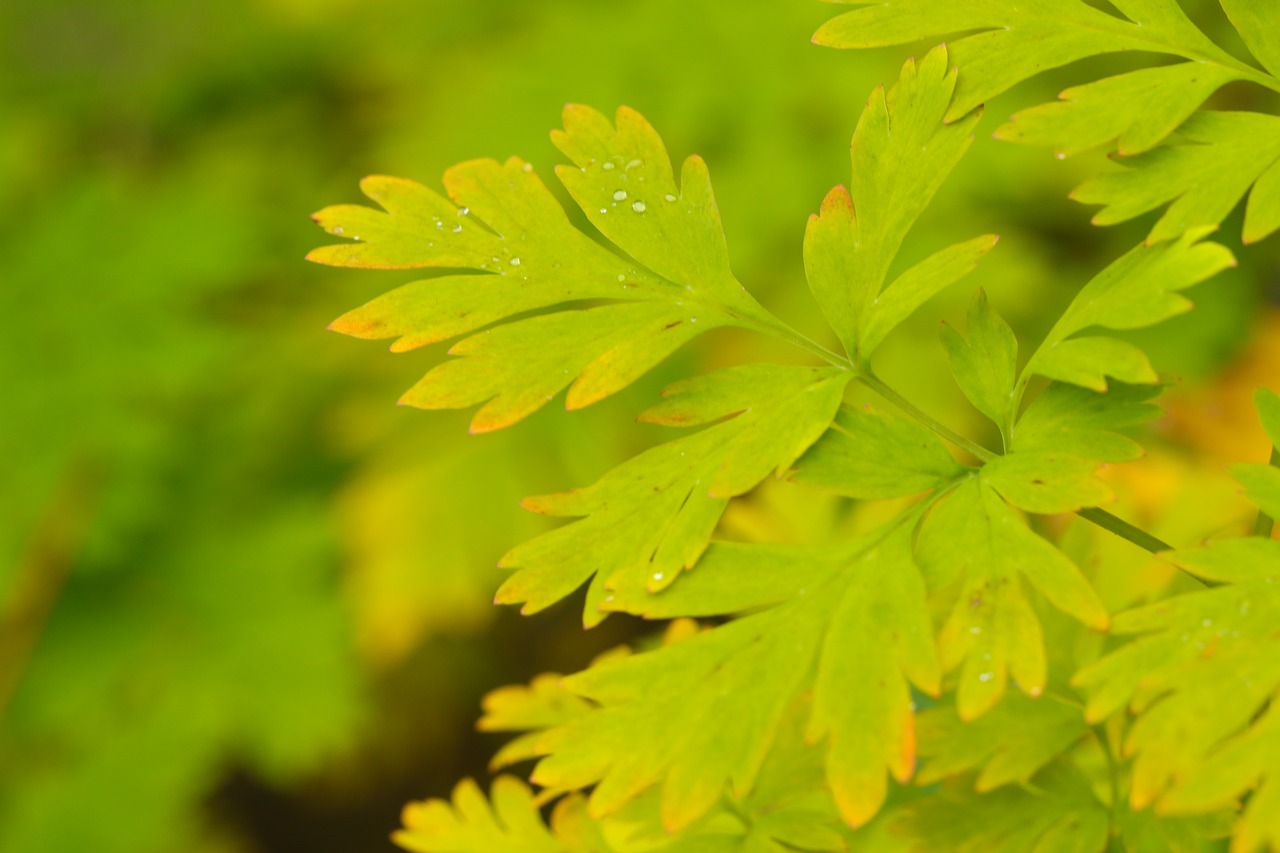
3, 1, 1278, 851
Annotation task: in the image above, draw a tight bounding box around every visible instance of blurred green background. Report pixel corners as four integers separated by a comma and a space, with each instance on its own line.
2, 1, 1277, 851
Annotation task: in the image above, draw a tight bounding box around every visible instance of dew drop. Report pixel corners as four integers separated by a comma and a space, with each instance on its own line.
653, 572, 664, 582
617, 274, 626, 281
613, 190, 627, 201
510, 257, 521, 266
625, 159, 642, 171
602, 161, 615, 170
664, 193, 677, 202
452, 225, 463, 233
459, 207, 470, 215
632, 201, 646, 213
978, 671, 994, 683
690, 317, 698, 323
492, 257, 501, 263
333, 226, 344, 235
968, 626, 981, 635
352, 235, 361, 241
600, 208, 608, 214
522, 162, 533, 172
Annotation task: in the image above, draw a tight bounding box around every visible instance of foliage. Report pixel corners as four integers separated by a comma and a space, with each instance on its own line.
306, 1, 1280, 851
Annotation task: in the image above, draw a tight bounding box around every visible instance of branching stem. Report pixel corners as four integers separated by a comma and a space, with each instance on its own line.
762, 322, 1189, 561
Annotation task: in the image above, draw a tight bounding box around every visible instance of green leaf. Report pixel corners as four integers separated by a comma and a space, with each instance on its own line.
791, 403, 967, 499
862, 235, 1001, 358
495, 368, 850, 624
480, 674, 594, 771
940, 289, 1018, 437
1217, 0, 1280, 78
1245, 157, 1280, 245
600, 542, 839, 620
469, 681, 858, 853
814, 0, 1280, 246
310, 107, 782, 431
916, 480, 1109, 720
551, 105, 763, 320
813, 0, 1244, 124
896, 761, 1110, 853
980, 451, 1113, 514
1023, 230, 1235, 390
1115, 806, 1235, 853
527, 515, 939, 831
803, 45, 994, 362
1072, 112, 1280, 244
1028, 336, 1157, 392
638, 365, 838, 427
1232, 462, 1280, 519
995, 63, 1242, 158
402, 302, 729, 432
1013, 381, 1163, 463
1072, 538, 1280, 813
394, 777, 575, 853
808, 523, 942, 826
1158, 702, 1280, 853
1255, 387, 1280, 448
1232, 389, 1280, 518
915, 693, 1090, 792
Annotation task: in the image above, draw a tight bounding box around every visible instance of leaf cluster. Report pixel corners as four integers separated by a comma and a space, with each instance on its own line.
311, 2, 1280, 850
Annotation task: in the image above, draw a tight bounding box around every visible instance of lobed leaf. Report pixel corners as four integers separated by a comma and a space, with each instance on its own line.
480, 674, 594, 771
310, 108, 782, 431
495, 367, 850, 625
916, 479, 1109, 720
1216, 0, 1280, 78
980, 450, 1113, 515
791, 402, 967, 499
1072, 112, 1280, 245
1023, 230, 1235, 391
896, 761, 1110, 853
1072, 537, 1280, 821
394, 776, 572, 853
915, 693, 1091, 792
803, 45, 996, 363
940, 289, 1018, 439
525, 515, 939, 831
995, 63, 1242, 158
814, 0, 1245, 124
816, 0, 1280, 244
1012, 381, 1163, 464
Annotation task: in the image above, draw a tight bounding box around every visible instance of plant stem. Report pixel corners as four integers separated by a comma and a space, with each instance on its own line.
1077, 507, 1171, 553
860, 372, 996, 463
860, 371, 1187, 558
758, 319, 1188, 560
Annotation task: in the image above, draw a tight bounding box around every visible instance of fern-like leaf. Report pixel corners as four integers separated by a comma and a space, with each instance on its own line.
309, 106, 783, 432
816, 0, 1280, 244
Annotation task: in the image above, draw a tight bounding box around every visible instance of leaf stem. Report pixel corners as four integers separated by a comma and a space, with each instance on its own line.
756, 319, 1187, 560
1076, 507, 1172, 554
860, 372, 997, 463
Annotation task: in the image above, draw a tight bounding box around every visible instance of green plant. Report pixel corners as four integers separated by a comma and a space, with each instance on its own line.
309, 1, 1280, 850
